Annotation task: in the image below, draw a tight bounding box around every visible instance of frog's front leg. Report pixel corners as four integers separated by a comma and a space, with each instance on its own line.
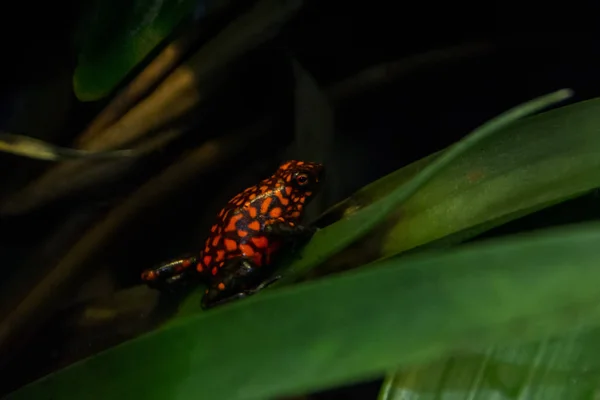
141, 255, 198, 289
263, 220, 317, 238
201, 257, 280, 309
264, 220, 318, 256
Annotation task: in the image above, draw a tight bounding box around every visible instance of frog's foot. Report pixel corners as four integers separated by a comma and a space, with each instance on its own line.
252, 274, 282, 291
200, 258, 280, 309
141, 255, 198, 289
201, 275, 282, 309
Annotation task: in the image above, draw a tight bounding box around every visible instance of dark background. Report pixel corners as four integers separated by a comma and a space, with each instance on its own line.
1, 0, 600, 398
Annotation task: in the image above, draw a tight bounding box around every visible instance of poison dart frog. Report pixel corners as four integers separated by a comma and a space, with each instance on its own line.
141, 160, 324, 309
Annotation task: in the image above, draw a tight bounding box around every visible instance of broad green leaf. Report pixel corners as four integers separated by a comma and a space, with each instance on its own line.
274, 89, 572, 284
74, 0, 201, 101
10, 220, 600, 400
380, 96, 600, 258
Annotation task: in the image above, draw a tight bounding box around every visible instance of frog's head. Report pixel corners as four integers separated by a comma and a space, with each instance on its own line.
277, 160, 324, 202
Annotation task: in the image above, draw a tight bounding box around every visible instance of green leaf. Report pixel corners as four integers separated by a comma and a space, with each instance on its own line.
73, 0, 199, 101
307, 94, 600, 273
10, 220, 600, 400
274, 89, 573, 284
379, 95, 600, 258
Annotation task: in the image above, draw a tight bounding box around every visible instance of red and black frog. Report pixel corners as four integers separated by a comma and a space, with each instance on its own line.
141, 160, 324, 309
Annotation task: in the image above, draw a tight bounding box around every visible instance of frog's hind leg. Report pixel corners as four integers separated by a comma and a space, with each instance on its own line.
201, 257, 280, 309
141, 255, 198, 289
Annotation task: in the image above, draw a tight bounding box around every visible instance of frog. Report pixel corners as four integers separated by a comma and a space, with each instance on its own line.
141, 160, 324, 309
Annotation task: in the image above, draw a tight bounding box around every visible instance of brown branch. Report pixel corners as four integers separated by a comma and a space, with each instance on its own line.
0, 129, 180, 216
75, 23, 204, 147
75, 0, 240, 147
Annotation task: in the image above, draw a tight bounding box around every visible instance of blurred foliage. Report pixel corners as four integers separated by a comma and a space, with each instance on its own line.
74, 0, 201, 101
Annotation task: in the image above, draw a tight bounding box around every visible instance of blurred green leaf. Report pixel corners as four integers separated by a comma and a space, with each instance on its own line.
290, 57, 335, 220
378, 330, 600, 400
74, 0, 200, 101
10, 220, 600, 400
290, 57, 334, 163
0, 132, 140, 161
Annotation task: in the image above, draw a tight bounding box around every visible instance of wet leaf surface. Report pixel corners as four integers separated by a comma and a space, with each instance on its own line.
378, 330, 600, 400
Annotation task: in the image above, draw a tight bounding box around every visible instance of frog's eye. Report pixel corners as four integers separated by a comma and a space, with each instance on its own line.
295, 173, 309, 186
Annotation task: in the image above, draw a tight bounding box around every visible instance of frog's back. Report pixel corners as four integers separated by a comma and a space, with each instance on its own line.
195, 175, 291, 276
